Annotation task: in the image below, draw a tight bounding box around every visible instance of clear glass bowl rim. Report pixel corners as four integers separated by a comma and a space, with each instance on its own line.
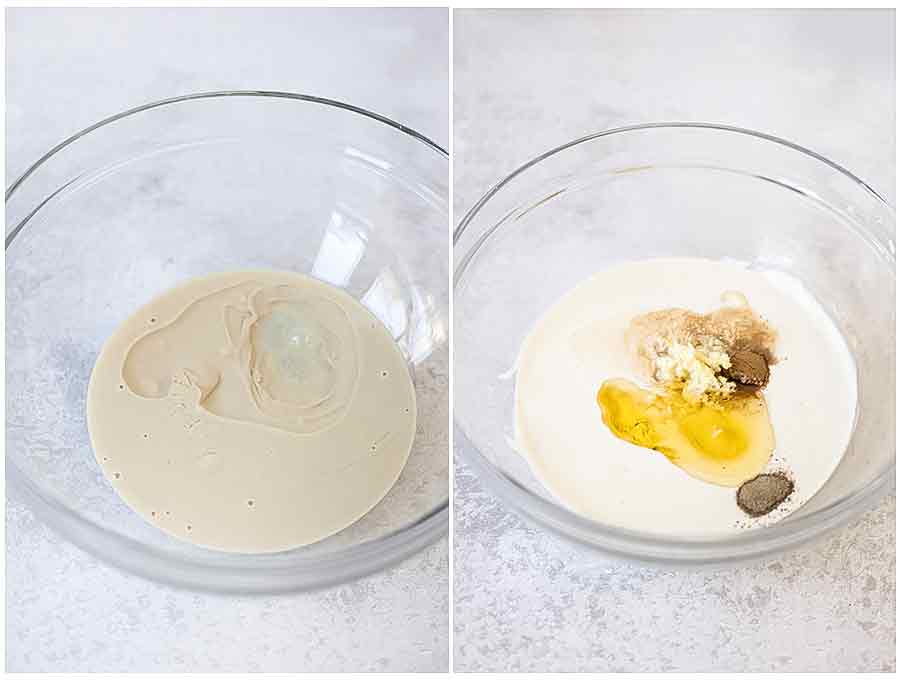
454, 122, 895, 566
6, 90, 449, 593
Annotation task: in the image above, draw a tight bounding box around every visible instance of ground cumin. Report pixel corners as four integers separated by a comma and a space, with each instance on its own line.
723, 348, 770, 388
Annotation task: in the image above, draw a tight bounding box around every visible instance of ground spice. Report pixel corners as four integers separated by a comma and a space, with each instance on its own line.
627, 299, 778, 394
736, 472, 795, 517
724, 348, 770, 388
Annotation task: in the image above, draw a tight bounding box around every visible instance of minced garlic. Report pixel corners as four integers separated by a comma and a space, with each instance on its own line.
648, 336, 736, 403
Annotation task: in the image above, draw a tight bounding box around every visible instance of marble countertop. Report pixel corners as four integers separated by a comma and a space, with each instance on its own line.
6, 8, 449, 673
453, 9, 895, 672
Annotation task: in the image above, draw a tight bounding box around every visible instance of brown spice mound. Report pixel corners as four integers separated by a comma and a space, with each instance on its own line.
736, 473, 795, 517
626, 298, 778, 384
724, 348, 770, 388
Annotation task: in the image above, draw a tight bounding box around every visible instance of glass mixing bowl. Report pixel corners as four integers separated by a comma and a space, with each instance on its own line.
7, 91, 448, 592
454, 123, 894, 566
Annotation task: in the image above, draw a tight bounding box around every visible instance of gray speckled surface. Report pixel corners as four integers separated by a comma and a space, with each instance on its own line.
455, 468, 894, 673
8, 488, 448, 672
453, 9, 895, 672
7, 7, 449, 673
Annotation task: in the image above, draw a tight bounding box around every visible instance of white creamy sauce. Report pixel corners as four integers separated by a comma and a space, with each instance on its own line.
88, 271, 416, 553
513, 258, 857, 537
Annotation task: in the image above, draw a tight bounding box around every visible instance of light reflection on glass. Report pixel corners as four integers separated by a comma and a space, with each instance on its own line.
361, 269, 408, 341
311, 209, 367, 287
343, 146, 393, 171
406, 288, 446, 365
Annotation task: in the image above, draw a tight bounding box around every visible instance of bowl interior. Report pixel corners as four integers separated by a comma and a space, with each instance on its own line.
7, 94, 449, 584
454, 125, 894, 556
